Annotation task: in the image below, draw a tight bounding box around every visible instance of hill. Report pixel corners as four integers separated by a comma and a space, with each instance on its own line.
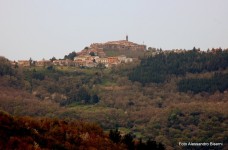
77, 36, 146, 58
0, 110, 123, 149
0, 49, 228, 149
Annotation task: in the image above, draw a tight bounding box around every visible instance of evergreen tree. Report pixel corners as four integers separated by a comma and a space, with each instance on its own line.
109, 129, 121, 143
122, 133, 134, 150
91, 94, 99, 103
64, 51, 76, 60
0, 57, 14, 76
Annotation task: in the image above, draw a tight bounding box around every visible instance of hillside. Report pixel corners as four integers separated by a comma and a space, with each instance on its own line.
0, 49, 228, 149
0, 110, 123, 150
77, 37, 146, 58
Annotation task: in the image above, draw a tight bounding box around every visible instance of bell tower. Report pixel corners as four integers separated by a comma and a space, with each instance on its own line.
126, 35, 128, 41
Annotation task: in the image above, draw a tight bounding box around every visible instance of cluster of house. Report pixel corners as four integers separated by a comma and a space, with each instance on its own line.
74, 55, 133, 68
14, 36, 149, 67
15, 59, 52, 67
15, 55, 133, 68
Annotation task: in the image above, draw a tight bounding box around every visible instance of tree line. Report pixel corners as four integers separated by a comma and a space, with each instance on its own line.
178, 73, 228, 93
129, 49, 228, 90
109, 129, 165, 150
0, 110, 165, 150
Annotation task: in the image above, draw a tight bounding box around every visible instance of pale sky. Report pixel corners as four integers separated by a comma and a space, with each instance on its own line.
0, 0, 228, 60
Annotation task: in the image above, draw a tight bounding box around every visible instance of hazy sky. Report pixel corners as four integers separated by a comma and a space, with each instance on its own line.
0, 0, 228, 60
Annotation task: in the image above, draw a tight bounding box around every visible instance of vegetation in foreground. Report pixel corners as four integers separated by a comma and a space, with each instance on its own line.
0, 111, 165, 150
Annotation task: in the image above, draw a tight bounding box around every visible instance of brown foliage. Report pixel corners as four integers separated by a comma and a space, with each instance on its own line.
0, 111, 124, 150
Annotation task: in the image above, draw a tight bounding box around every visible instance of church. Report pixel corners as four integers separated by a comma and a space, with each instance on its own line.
90, 35, 147, 52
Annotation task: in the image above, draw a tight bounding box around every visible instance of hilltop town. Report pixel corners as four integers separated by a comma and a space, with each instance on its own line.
11, 36, 227, 69
1, 44, 228, 150
14, 36, 146, 68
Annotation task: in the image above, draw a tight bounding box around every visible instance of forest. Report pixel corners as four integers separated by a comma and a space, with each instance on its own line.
0, 110, 164, 150
129, 49, 228, 86
0, 49, 228, 149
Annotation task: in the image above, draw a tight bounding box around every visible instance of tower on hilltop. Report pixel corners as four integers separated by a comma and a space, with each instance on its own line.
126, 35, 128, 41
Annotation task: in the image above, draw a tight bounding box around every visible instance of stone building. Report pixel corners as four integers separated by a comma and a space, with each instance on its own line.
97, 58, 108, 64
107, 57, 119, 64
35, 59, 52, 67
53, 59, 75, 66
90, 36, 146, 52
18, 60, 30, 67
77, 36, 146, 58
